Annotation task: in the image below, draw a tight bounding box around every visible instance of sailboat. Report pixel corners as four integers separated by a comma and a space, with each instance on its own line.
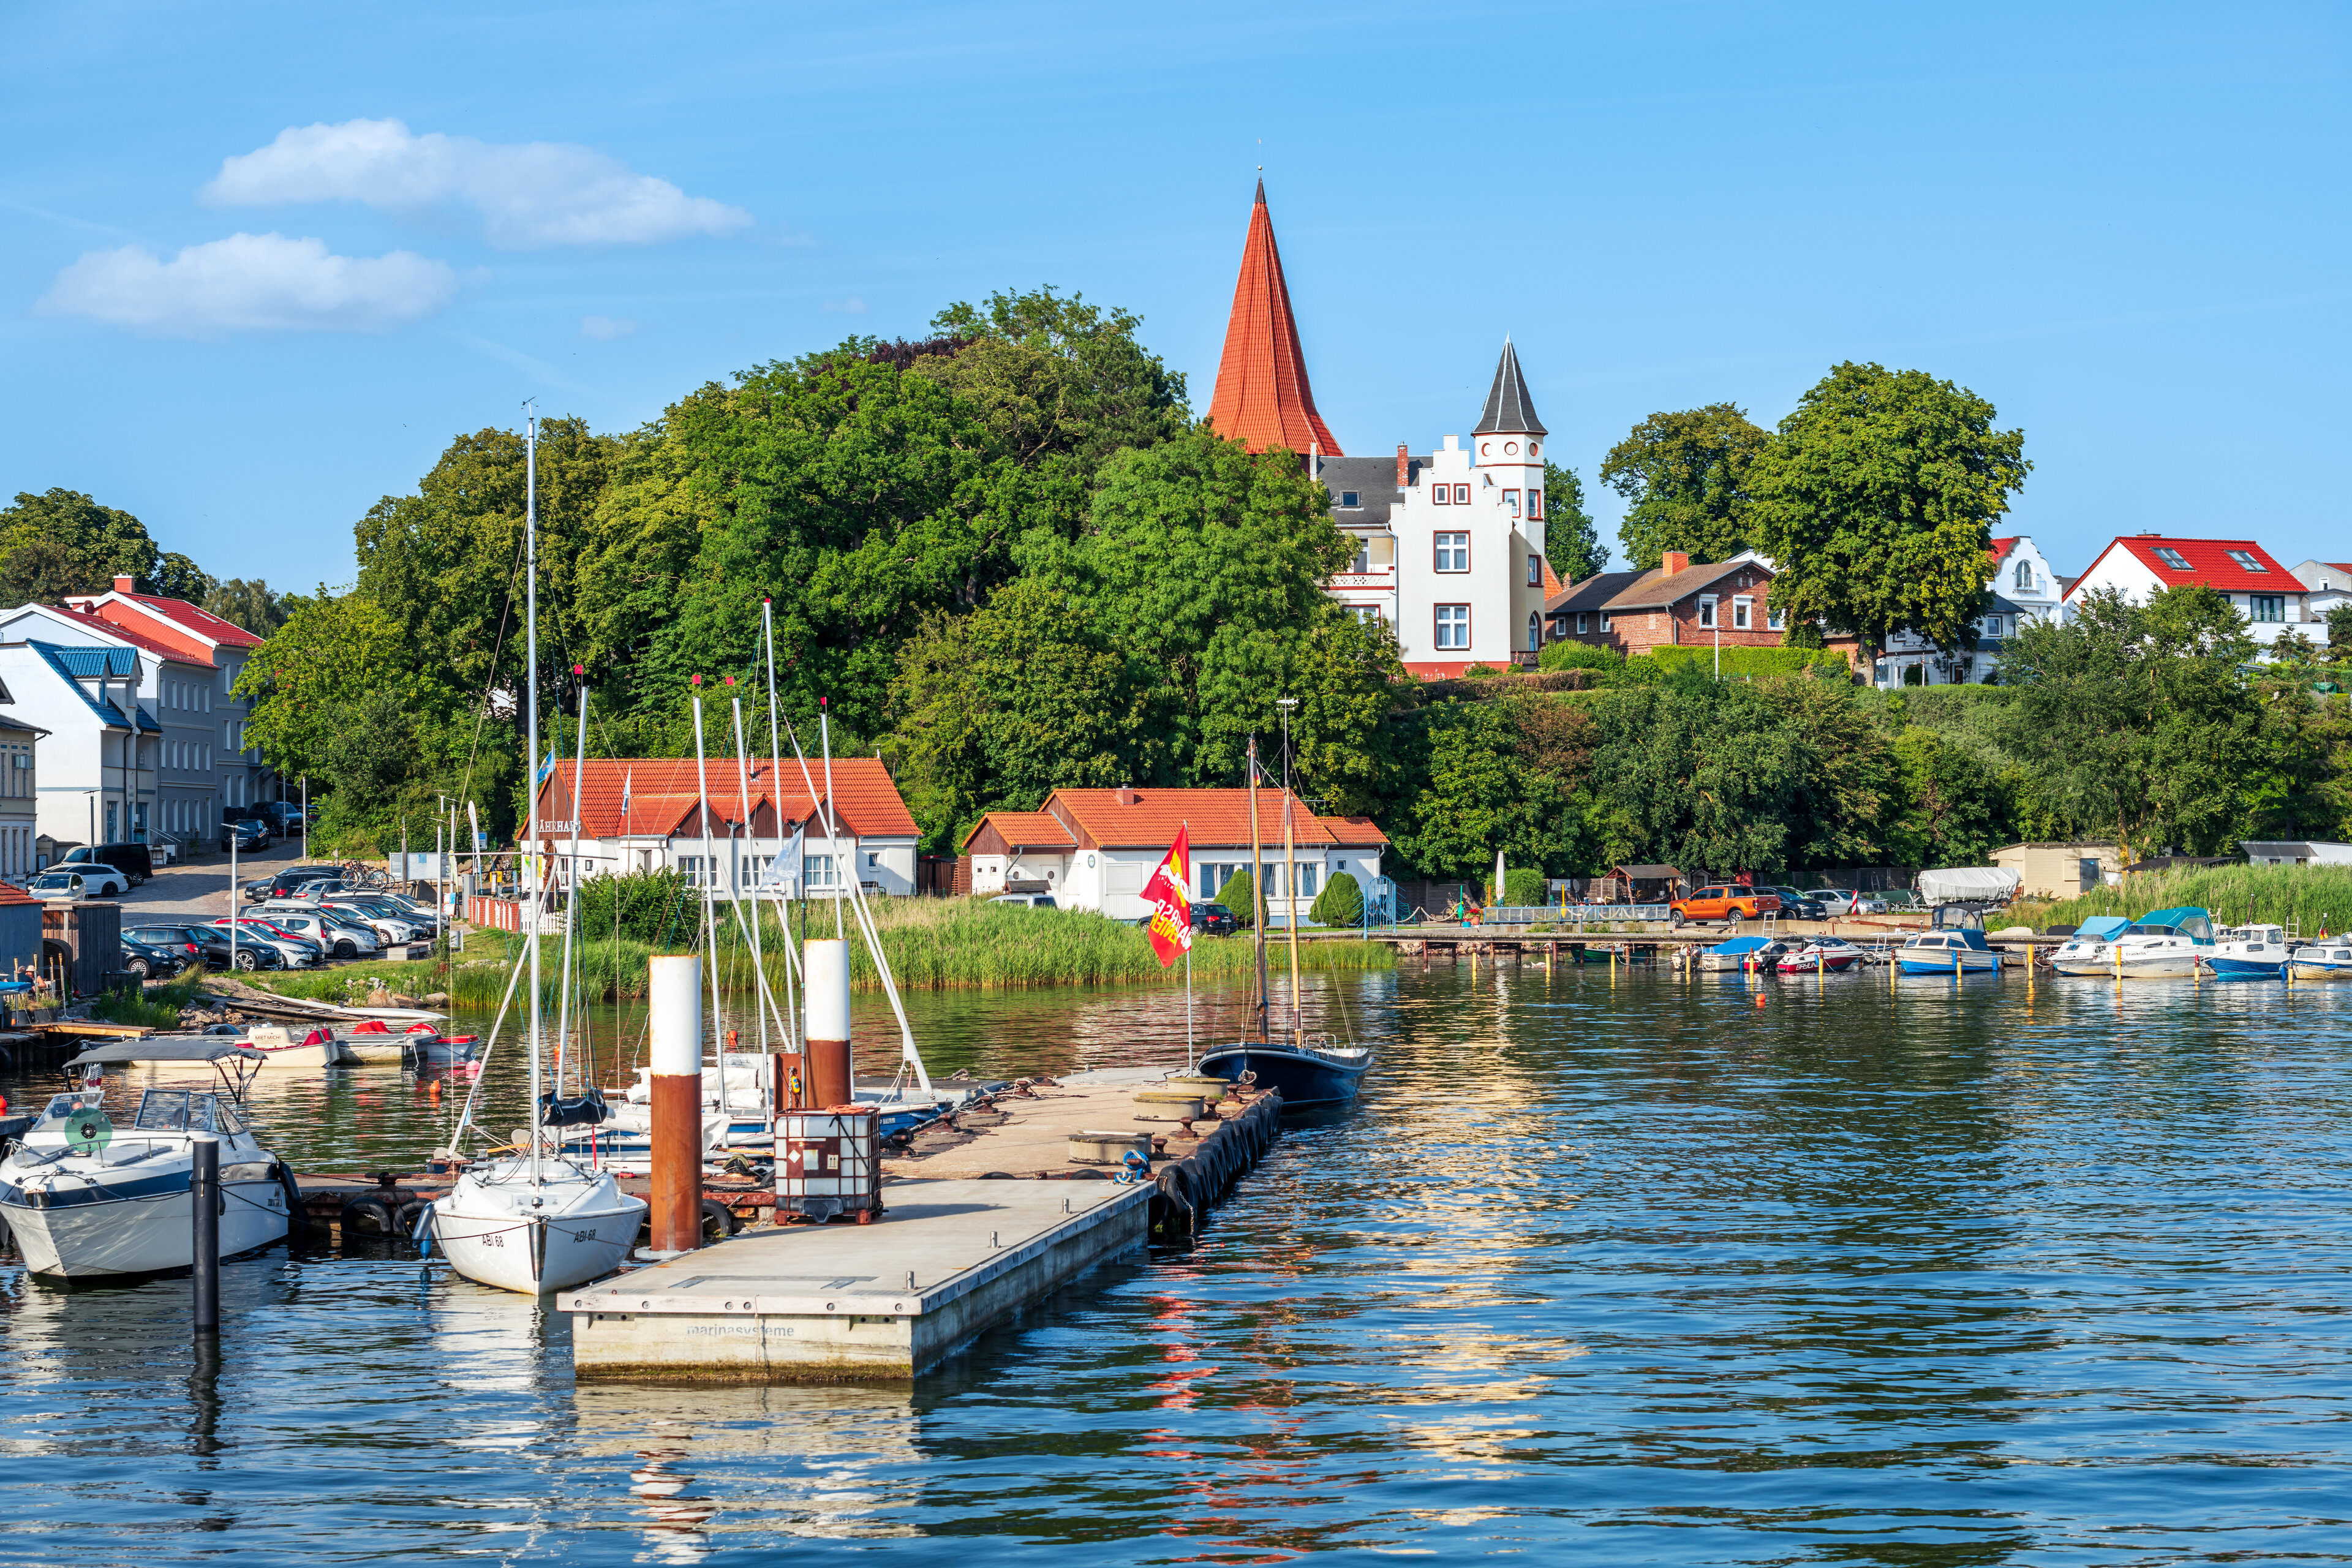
426, 404, 647, 1295
1196, 716, 1371, 1110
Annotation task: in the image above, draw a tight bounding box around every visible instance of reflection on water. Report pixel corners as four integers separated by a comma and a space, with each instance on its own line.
5, 965, 2352, 1563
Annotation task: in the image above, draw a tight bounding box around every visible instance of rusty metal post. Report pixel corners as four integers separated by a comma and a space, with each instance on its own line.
805, 938, 851, 1109
648, 954, 703, 1254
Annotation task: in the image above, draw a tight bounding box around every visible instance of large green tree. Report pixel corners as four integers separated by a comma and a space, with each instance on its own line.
1390, 697, 1593, 879
0, 488, 211, 600
1747, 363, 2027, 662
1540, 461, 1606, 582
1599, 405, 1770, 570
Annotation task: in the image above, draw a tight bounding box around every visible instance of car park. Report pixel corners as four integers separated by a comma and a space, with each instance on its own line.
323, 899, 430, 942
256, 906, 382, 959
1670, 885, 1782, 924
203, 917, 324, 967
120, 931, 194, 980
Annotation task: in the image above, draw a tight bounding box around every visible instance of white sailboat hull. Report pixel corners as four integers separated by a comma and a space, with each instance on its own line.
431, 1161, 646, 1295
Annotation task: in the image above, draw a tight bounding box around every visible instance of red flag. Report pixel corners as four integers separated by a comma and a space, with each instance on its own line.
1143, 824, 1194, 968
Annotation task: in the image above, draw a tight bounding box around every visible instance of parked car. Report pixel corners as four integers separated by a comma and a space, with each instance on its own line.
1757, 885, 1828, 921
320, 897, 430, 942
222, 821, 270, 853
59, 843, 153, 885
28, 865, 128, 899
256, 905, 383, 959
254, 867, 343, 901
1670, 885, 1781, 924
990, 893, 1059, 909
119, 931, 193, 981
126, 922, 284, 972
203, 916, 323, 967
1193, 902, 1240, 937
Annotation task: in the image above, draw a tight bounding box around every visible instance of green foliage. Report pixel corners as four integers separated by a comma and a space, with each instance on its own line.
1390, 697, 1596, 878
1539, 639, 1622, 673
0, 488, 211, 601
1747, 362, 2027, 660
571, 869, 697, 944
1882, 725, 2011, 869
2329, 603, 2352, 654
919, 287, 1191, 472
1540, 461, 1606, 581
1600, 404, 1770, 570
1502, 866, 1547, 906
236, 594, 448, 780
203, 578, 290, 636
2021, 864, 2352, 937
1213, 867, 1257, 928
1644, 644, 1854, 680
1308, 868, 1363, 926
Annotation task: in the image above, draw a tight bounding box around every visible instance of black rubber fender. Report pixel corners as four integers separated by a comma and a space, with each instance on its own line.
339, 1194, 399, 1237
275, 1163, 312, 1238
395, 1198, 432, 1235
701, 1197, 741, 1240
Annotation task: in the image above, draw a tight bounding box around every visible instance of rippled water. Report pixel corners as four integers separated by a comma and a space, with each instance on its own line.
6, 959, 2352, 1565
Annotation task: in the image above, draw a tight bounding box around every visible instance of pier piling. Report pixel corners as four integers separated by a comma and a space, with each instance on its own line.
648, 955, 704, 1256
190, 1134, 219, 1336
805, 939, 853, 1109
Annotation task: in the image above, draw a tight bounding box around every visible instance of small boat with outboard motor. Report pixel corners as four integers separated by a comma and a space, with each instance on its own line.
2046, 907, 2214, 978
0, 1040, 299, 1280
2204, 923, 2291, 981
1698, 935, 1787, 972
2290, 937, 2352, 981
1776, 937, 1866, 974
1897, 905, 2003, 974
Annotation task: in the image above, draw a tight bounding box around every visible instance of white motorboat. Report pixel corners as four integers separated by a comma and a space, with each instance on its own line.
0, 1041, 294, 1280
2205, 923, 2290, 981
1777, 937, 1867, 974
1896, 930, 2001, 974
2290, 938, 2352, 981
1696, 935, 1786, 972
238, 1022, 360, 1068
2047, 906, 2214, 978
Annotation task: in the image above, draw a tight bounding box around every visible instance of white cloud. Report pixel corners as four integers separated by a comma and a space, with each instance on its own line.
202, 119, 753, 250
580, 314, 636, 341
823, 295, 869, 315
36, 232, 458, 337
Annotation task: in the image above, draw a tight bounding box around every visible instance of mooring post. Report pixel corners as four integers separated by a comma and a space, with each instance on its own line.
190, 1134, 219, 1336
649, 954, 704, 1254
805, 938, 852, 1109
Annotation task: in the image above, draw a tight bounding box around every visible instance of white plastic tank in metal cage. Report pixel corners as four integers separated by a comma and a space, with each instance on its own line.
775, 1104, 882, 1222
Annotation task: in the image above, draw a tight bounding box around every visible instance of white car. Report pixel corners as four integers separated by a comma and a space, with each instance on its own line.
1804, 888, 1889, 916
258, 907, 382, 959
321, 899, 426, 943
203, 918, 322, 967
27, 866, 127, 899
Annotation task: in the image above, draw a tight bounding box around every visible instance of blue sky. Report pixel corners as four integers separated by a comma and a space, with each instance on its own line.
3, 1, 2345, 591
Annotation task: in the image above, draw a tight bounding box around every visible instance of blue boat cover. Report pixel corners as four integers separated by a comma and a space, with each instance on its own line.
2076, 915, 2131, 940
1709, 937, 1773, 956
2138, 907, 2215, 940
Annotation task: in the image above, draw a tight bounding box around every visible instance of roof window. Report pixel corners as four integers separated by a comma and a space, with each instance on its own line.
1340, 491, 1360, 508
2225, 549, 2267, 572
2153, 547, 2192, 570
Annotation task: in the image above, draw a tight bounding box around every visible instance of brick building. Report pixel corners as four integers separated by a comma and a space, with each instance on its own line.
1543, 552, 1782, 658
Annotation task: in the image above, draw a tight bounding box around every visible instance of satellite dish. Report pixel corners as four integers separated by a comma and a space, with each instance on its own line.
66, 1109, 113, 1157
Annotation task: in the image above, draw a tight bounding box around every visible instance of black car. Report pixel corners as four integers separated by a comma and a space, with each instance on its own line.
1193, 902, 1240, 937
126, 922, 284, 971
1758, 885, 1829, 921
119, 931, 192, 981
223, 820, 270, 853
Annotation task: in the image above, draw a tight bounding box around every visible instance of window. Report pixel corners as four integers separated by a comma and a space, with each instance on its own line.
1527, 554, 1541, 587
2226, 549, 2267, 573
1432, 484, 1450, 506
1340, 491, 1360, 508
1434, 533, 1469, 572
1527, 612, 1540, 652
2251, 594, 2285, 622
1350, 539, 1371, 574
1576, 612, 1589, 634
1505, 489, 1521, 516
1452, 483, 1469, 505
1698, 596, 1717, 628
2154, 546, 2192, 570
1348, 605, 1384, 625
806, 854, 837, 890
1529, 489, 1544, 519
2015, 560, 2032, 590
1434, 605, 1470, 649
1768, 606, 1785, 631
1599, 612, 1612, 632
1733, 597, 1751, 629
1295, 865, 1318, 898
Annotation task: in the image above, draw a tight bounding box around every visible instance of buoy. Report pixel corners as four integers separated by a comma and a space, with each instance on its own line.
1755, 992, 1767, 1009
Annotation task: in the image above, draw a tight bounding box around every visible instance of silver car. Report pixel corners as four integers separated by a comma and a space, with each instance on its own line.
203, 918, 322, 967
258, 906, 382, 959
1805, 888, 1890, 916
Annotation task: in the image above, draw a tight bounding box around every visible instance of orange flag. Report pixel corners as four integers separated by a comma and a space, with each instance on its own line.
1143, 824, 1194, 968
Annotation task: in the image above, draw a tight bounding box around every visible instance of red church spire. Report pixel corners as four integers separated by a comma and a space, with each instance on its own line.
1205, 179, 1343, 456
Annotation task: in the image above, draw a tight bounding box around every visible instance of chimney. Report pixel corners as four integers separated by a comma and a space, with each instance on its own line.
1662, 551, 1691, 576
1396, 443, 1409, 487
1113, 786, 1140, 806
113, 576, 135, 594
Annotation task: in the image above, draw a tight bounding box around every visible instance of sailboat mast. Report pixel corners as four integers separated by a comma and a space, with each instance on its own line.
554, 676, 589, 1090
523, 403, 541, 1185
692, 696, 731, 1123
820, 703, 844, 941
1280, 698, 1303, 1047
761, 600, 797, 1052
1248, 735, 1267, 1044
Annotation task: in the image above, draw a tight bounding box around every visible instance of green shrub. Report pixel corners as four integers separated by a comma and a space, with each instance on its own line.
1213, 868, 1256, 928
571, 869, 696, 944
1539, 639, 1623, 673
1647, 644, 1852, 680
1503, 867, 1548, 906
1308, 869, 1363, 927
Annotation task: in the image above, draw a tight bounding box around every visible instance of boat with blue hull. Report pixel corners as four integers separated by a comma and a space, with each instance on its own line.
1898, 905, 2002, 975
1698, 935, 1786, 973
2204, 924, 2290, 980
1197, 1039, 1370, 1109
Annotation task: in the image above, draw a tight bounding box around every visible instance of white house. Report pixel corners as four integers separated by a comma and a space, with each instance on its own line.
2288, 559, 2352, 631
0, 640, 156, 851
960, 786, 1389, 923
533, 756, 921, 897
2065, 535, 2316, 653
59, 578, 273, 812
1868, 535, 2064, 687
0, 603, 222, 851
1314, 342, 1553, 678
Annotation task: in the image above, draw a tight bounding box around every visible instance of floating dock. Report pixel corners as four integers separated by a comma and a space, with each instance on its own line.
559, 1177, 1153, 1380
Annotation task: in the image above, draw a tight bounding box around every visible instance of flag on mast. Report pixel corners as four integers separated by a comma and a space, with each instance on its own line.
1143, 824, 1194, 968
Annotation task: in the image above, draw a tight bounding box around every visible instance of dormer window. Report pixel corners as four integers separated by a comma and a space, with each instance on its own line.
1340, 491, 1360, 508
2014, 560, 2031, 590
2154, 547, 2192, 570
2226, 549, 2267, 572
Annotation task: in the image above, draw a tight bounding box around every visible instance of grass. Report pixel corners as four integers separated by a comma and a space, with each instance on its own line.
96, 968, 208, 1029
242, 895, 1397, 1006
2013, 864, 2352, 936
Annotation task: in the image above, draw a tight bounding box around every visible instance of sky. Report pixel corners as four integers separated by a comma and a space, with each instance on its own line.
2, 0, 2346, 592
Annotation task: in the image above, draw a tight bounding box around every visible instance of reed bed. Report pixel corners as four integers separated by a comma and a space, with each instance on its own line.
2016, 864, 2352, 936
246, 897, 1395, 1006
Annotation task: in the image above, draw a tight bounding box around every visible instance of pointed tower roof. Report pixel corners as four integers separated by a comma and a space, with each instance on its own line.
1472, 337, 1546, 437
1206, 180, 1343, 456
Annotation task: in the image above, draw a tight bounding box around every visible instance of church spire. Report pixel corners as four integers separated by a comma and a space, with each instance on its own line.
1206, 180, 1343, 456
1472, 336, 1545, 437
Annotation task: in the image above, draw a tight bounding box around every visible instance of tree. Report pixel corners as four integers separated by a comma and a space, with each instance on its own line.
919, 287, 1191, 473
1308, 869, 1363, 927
1882, 725, 2010, 869
235, 593, 452, 781
1390, 698, 1593, 878
1213, 867, 1256, 927
0, 488, 211, 600
2329, 603, 2352, 658
203, 578, 289, 636
1599, 405, 1770, 570
1541, 461, 1606, 582
1747, 363, 2028, 663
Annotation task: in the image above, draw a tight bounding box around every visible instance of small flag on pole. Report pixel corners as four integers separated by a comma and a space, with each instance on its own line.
1143, 824, 1194, 968
620, 768, 632, 818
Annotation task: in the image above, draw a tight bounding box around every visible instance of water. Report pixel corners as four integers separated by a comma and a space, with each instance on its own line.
7, 960, 2352, 1564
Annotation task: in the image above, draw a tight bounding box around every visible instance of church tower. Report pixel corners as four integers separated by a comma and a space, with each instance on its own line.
1205, 180, 1343, 456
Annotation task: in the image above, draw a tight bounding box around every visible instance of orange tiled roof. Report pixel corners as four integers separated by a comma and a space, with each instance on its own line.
535, 756, 918, 841
958, 811, 1078, 853
1205, 180, 1343, 458
1046, 787, 1383, 851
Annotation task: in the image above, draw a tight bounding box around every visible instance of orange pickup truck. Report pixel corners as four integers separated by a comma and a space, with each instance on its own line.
1672, 886, 1782, 923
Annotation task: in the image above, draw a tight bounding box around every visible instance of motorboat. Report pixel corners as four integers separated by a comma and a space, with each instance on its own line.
2047, 906, 2214, 978
1897, 905, 2001, 974
236, 1022, 360, 1068
1197, 1037, 1371, 1110
1697, 935, 1786, 972
0, 1041, 296, 1280
2205, 923, 2290, 981
1776, 937, 1866, 974
2048, 916, 2132, 971
2290, 938, 2352, 981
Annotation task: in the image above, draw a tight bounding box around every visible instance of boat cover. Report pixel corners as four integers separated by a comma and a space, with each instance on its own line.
1708, 937, 1775, 956
2076, 915, 2131, 940
67, 1040, 267, 1066
1917, 866, 2023, 905
2139, 907, 2215, 936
